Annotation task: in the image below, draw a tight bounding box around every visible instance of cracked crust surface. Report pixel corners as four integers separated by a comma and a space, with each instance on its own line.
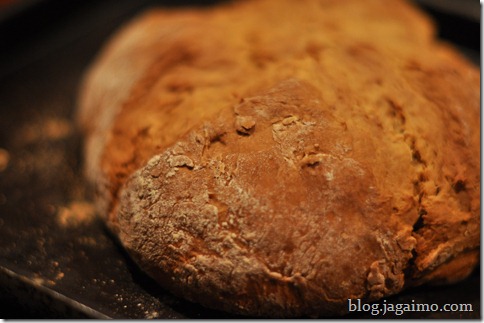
77, 0, 480, 317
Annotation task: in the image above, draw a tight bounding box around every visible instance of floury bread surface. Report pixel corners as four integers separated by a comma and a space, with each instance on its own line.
77, 0, 480, 317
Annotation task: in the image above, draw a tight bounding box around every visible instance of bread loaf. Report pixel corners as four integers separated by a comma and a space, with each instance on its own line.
77, 0, 480, 317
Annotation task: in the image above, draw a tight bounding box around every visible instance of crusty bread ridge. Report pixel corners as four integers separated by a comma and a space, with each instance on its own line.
77, 0, 480, 317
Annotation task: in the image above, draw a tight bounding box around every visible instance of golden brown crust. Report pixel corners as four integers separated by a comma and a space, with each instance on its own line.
78, 0, 480, 317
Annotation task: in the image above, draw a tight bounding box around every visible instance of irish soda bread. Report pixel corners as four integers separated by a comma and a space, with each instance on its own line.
77, 0, 480, 317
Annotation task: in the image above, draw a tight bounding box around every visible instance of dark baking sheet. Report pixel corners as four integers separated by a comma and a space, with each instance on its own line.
0, 0, 480, 319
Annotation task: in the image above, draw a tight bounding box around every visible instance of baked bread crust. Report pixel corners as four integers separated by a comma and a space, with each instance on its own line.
78, 0, 480, 317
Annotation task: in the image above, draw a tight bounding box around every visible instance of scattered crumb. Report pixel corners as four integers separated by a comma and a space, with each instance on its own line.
145, 311, 160, 319
32, 276, 45, 286
31, 275, 55, 286
15, 117, 73, 145
43, 118, 73, 140
56, 201, 96, 228
77, 236, 97, 246
0, 148, 10, 172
